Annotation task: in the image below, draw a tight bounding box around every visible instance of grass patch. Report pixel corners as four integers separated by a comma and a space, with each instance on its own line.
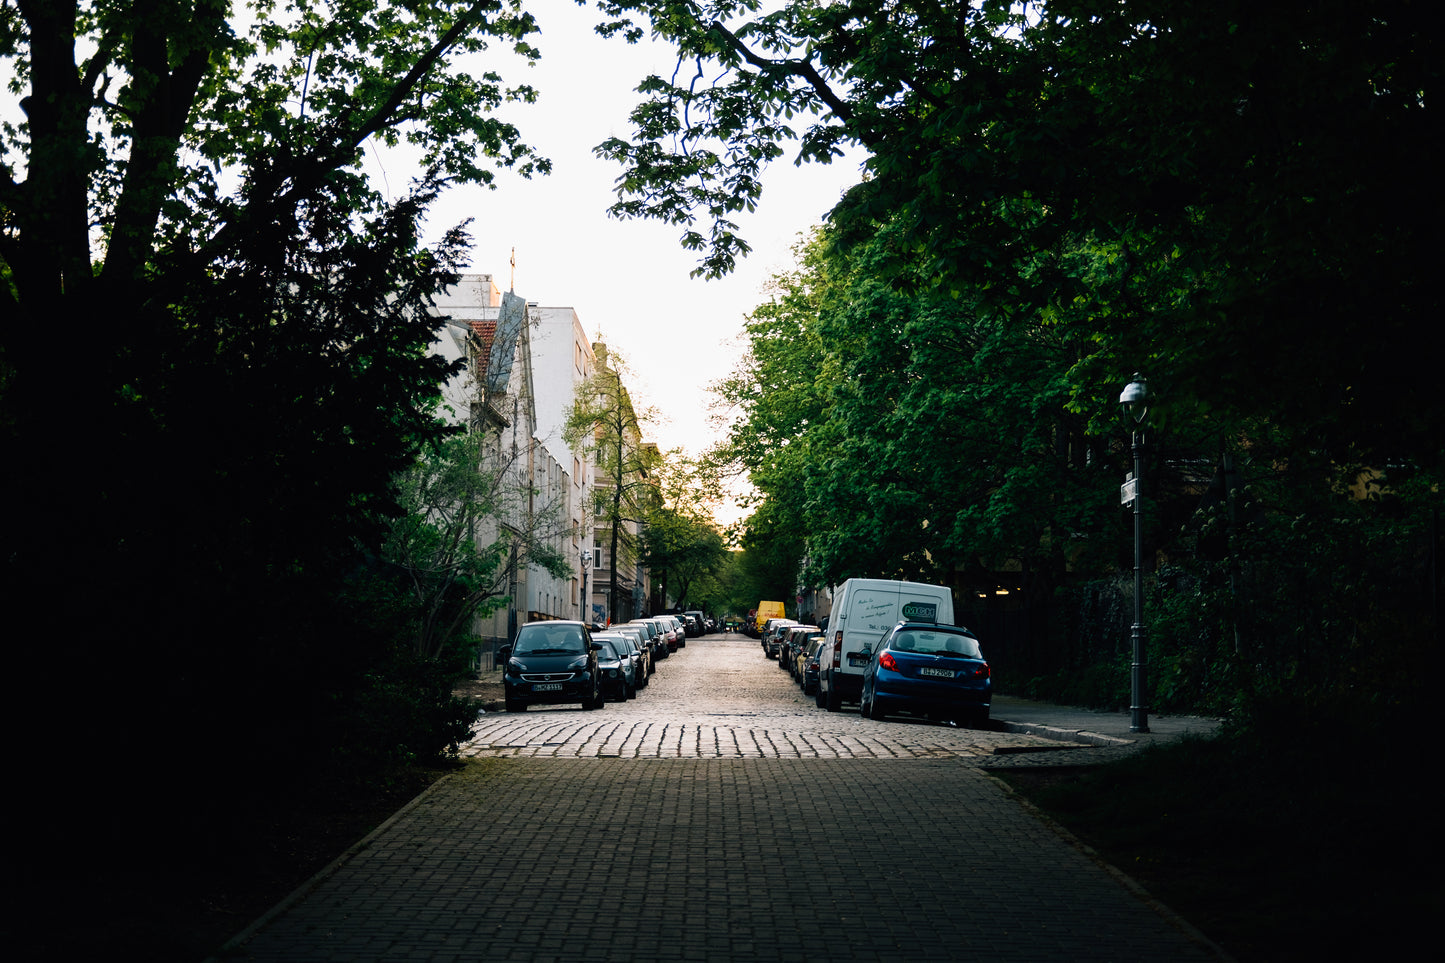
994, 714, 1437, 960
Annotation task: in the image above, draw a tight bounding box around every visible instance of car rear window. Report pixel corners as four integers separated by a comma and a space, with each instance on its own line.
893, 630, 982, 659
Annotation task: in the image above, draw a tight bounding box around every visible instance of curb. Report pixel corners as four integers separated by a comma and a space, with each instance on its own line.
996, 719, 1136, 747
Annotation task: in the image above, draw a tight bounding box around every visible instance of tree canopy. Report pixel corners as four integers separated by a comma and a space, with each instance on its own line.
650, 0, 1440, 716
3, 0, 561, 858
598, 0, 1439, 466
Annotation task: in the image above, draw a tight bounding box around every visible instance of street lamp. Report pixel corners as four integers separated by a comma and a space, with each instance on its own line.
580, 549, 592, 626
1119, 374, 1150, 733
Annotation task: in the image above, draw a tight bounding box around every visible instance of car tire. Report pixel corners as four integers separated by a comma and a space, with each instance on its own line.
826, 683, 841, 712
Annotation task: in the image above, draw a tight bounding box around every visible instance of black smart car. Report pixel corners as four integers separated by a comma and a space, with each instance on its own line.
499, 620, 604, 712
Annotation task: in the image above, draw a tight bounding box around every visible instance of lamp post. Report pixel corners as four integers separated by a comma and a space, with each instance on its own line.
1119, 374, 1150, 733
581, 549, 592, 626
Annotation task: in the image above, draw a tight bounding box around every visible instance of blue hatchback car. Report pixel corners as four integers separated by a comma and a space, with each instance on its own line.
859, 622, 991, 728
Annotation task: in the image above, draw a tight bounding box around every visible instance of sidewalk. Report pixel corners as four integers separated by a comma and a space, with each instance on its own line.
991, 693, 1222, 748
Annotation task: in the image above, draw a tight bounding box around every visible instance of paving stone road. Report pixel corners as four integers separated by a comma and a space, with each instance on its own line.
222, 635, 1229, 962
462, 634, 1068, 760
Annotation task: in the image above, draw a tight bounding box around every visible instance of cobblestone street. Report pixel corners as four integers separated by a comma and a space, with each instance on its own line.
224, 634, 1228, 962
463, 635, 1064, 760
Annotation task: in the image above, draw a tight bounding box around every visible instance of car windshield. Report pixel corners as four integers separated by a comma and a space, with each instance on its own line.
891, 629, 982, 659
513, 624, 588, 656
594, 640, 619, 662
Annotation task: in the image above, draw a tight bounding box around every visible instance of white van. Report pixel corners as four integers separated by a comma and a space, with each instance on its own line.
816, 578, 955, 711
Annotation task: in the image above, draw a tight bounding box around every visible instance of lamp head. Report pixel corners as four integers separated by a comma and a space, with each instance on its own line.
1119, 374, 1147, 406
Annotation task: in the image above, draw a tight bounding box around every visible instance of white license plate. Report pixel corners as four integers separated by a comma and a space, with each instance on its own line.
919, 667, 954, 678
848, 654, 870, 667
533, 683, 563, 691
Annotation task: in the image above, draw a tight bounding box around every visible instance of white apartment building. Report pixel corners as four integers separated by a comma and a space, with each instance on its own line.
430, 274, 595, 654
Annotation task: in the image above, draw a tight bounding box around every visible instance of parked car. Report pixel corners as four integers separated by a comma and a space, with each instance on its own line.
646, 616, 678, 654
685, 609, 707, 636
763, 619, 798, 659
593, 637, 635, 701
626, 619, 668, 661
499, 620, 604, 712
859, 622, 991, 728
660, 614, 687, 649
818, 578, 955, 711
597, 630, 649, 687
784, 626, 823, 680
609, 624, 655, 678
800, 636, 827, 694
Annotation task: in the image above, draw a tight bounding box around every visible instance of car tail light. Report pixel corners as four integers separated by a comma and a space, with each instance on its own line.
879, 651, 898, 672
969, 663, 991, 679
831, 630, 843, 669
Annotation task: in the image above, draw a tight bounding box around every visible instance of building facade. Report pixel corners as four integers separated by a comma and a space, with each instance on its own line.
431, 274, 596, 660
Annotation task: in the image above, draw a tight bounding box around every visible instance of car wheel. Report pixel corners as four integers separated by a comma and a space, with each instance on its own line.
870, 694, 886, 722
815, 679, 826, 708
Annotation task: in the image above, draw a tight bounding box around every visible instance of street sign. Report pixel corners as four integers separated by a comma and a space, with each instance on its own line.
1121, 476, 1137, 505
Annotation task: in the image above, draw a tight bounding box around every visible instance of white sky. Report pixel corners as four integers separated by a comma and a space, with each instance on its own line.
368, 0, 867, 465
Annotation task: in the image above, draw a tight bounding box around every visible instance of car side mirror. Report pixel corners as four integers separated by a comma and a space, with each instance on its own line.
498, 645, 512, 660
589, 642, 603, 651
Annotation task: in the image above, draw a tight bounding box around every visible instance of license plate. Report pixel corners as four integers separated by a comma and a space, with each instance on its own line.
533, 683, 563, 691
848, 654, 870, 667
919, 667, 954, 678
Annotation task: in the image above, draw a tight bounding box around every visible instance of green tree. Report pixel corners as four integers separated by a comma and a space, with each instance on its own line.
384, 427, 572, 661
596, 0, 1439, 462
663, 0, 1440, 713
638, 450, 727, 608
566, 344, 658, 621
2, 0, 557, 860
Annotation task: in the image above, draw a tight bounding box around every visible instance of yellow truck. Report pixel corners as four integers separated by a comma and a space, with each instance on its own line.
754, 600, 786, 636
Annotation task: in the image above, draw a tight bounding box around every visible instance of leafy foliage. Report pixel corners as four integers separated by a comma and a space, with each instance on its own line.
3, 0, 557, 858
566, 344, 658, 619
636, 451, 726, 609
384, 428, 573, 660
660, 0, 1440, 717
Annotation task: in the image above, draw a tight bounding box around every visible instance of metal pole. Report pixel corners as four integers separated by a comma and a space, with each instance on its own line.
1131, 426, 1150, 733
